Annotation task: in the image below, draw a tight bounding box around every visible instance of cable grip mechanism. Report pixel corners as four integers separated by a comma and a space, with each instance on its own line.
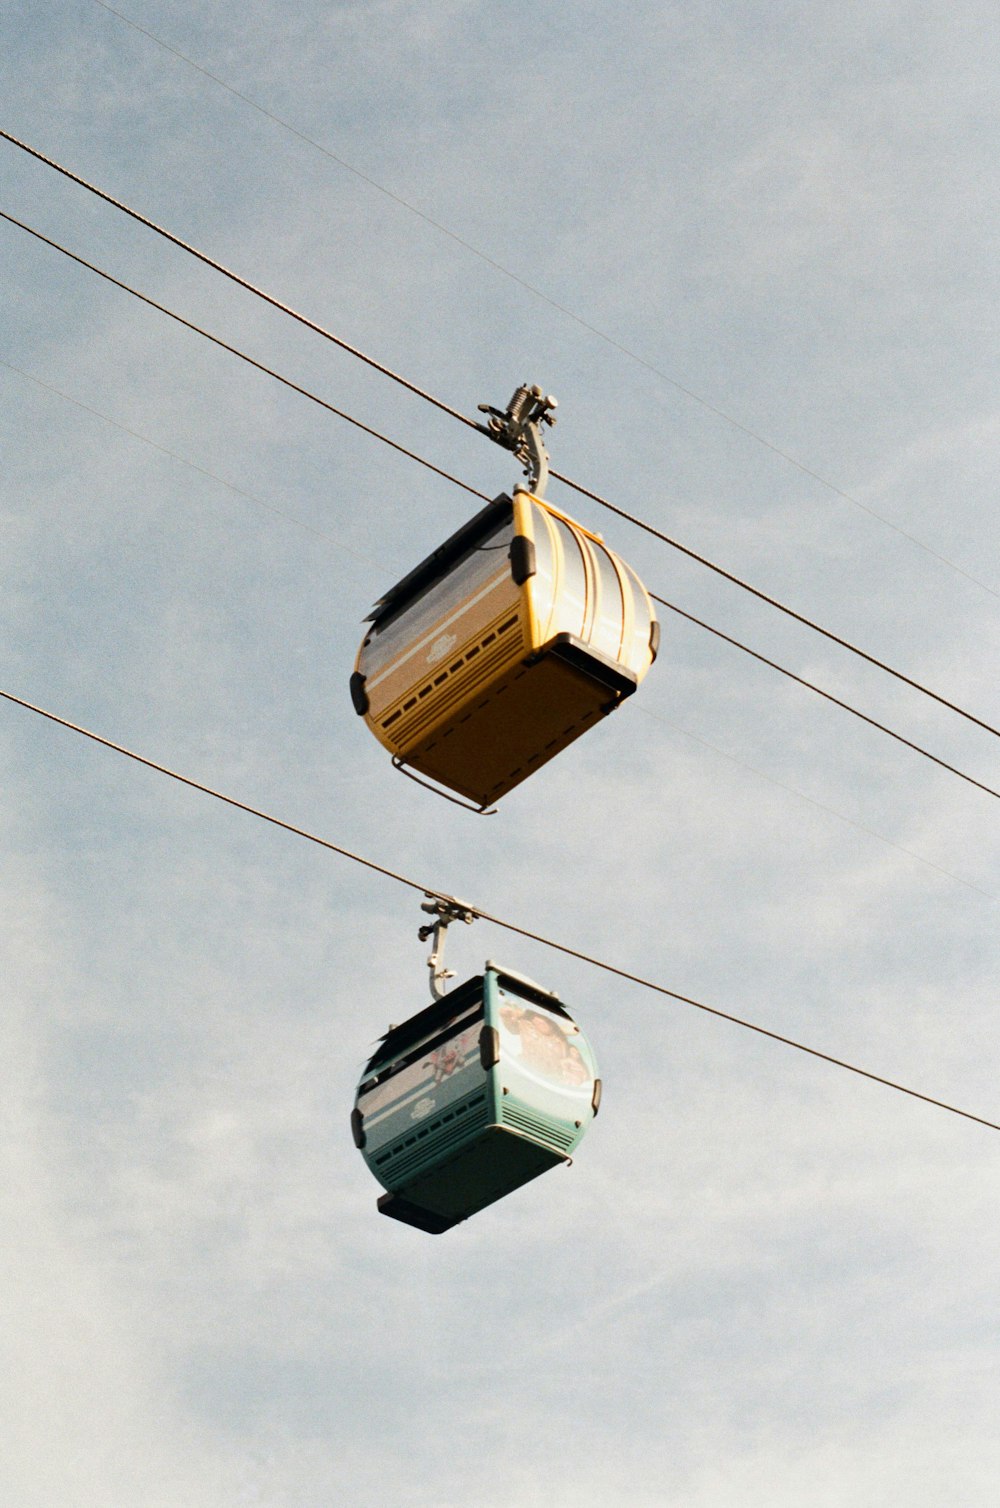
477, 382, 557, 499
418, 894, 477, 1001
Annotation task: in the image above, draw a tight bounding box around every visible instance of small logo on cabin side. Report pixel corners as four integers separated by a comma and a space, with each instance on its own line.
411, 1097, 436, 1121
426, 633, 458, 665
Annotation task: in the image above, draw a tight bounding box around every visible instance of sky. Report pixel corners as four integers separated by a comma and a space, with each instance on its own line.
2, 2, 999, 1504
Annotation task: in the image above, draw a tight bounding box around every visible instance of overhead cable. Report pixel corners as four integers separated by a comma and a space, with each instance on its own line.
5, 208, 999, 806
5, 353, 994, 902
557, 468, 1000, 742
84, 3, 1000, 601
635, 699, 998, 905
0, 356, 367, 554
3, 683, 999, 1136
2, 129, 997, 740
0, 210, 488, 505
0, 129, 477, 435
651, 592, 1000, 803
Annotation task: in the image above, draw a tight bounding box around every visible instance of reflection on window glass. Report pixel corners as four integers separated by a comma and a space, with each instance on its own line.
552, 518, 588, 638
365, 517, 514, 677
623, 563, 653, 669
590, 543, 625, 661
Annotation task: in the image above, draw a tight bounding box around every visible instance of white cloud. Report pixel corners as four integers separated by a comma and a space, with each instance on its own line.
4, 2, 1000, 1502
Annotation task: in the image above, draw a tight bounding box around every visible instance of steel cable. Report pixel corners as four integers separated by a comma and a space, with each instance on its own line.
650, 592, 1000, 802
4, 206, 998, 805
3, 684, 998, 1135
554, 468, 1000, 740
5, 351, 996, 899
79, 7, 1000, 601
2, 127, 998, 740
0, 210, 488, 504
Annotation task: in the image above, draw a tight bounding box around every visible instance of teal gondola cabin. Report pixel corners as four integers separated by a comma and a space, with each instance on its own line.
352, 963, 601, 1233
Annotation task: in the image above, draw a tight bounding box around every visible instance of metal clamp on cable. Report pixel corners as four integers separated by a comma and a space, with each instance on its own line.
477, 382, 557, 498
418, 895, 477, 1000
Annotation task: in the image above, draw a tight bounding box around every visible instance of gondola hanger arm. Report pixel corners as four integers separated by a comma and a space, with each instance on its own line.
477, 382, 558, 498
418, 895, 477, 1001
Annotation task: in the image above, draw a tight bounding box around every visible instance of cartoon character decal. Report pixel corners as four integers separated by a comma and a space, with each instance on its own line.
358, 1022, 481, 1130
357, 989, 596, 1145
423, 1038, 466, 1084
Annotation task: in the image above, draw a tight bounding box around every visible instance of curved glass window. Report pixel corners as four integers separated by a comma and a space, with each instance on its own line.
622, 563, 654, 672
526, 504, 556, 642
363, 516, 514, 679
589, 542, 625, 662
551, 517, 588, 640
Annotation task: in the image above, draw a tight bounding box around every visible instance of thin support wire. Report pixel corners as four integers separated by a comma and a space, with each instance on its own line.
58, 25, 1000, 600
0, 211, 488, 504
551, 466, 1000, 742
2, 205, 997, 807
5, 350, 998, 889
652, 594, 1000, 803
0, 128, 478, 435
1, 128, 997, 735
3, 208, 998, 805
2, 683, 999, 1136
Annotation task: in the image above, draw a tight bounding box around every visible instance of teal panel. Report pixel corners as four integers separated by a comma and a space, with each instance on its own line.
358, 1012, 486, 1166
396, 1124, 567, 1222
356, 964, 599, 1231
489, 978, 598, 1152
368, 1088, 490, 1193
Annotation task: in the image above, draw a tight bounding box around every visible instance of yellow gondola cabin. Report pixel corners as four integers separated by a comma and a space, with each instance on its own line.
350, 489, 659, 808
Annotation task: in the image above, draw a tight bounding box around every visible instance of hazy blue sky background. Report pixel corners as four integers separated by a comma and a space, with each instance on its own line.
3, 2, 999, 1504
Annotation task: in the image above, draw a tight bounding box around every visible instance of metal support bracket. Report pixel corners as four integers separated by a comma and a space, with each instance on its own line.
391, 755, 498, 815
418, 894, 477, 1001
477, 382, 558, 499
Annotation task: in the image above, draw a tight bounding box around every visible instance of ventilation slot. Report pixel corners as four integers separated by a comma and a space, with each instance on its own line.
381, 615, 523, 747
374, 1092, 490, 1182
502, 1101, 576, 1151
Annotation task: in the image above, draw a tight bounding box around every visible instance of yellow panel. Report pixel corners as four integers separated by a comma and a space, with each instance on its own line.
519, 492, 658, 686
353, 490, 658, 804
358, 537, 527, 744
372, 603, 528, 755
512, 492, 545, 649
